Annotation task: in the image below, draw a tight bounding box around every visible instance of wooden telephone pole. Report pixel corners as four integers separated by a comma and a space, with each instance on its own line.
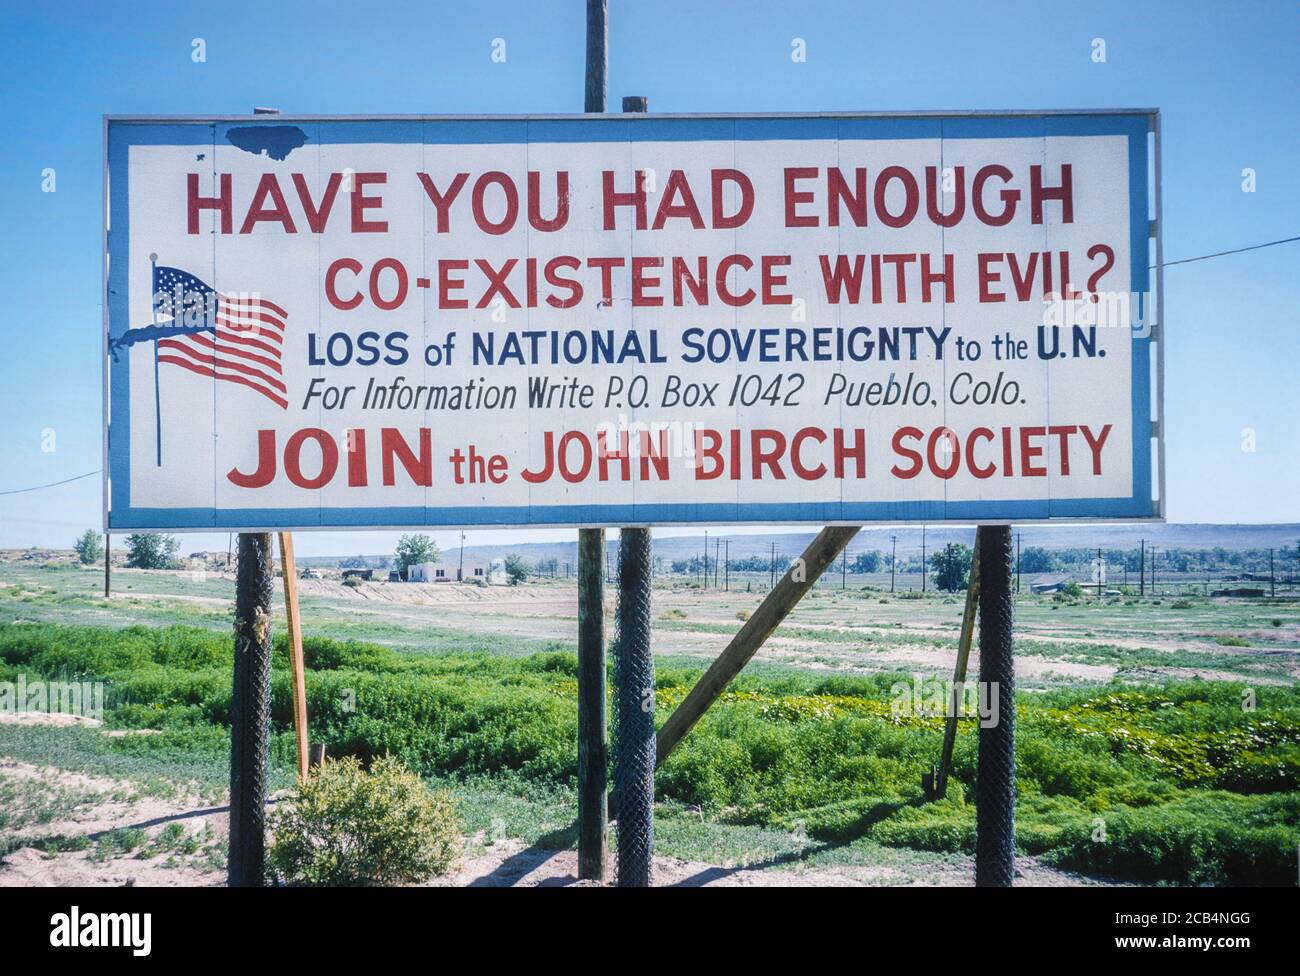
575, 0, 610, 883
614, 91, 655, 889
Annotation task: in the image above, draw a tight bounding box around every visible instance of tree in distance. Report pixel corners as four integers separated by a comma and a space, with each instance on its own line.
851, 550, 883, 573
931, 542, 972, 592
73, 529, 103, 565
125, 533, 179, 570
503, 553, 529, 586
395, 534, 439, 576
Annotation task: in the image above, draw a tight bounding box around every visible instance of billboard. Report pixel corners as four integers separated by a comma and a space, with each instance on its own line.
104, 111, 1162, 531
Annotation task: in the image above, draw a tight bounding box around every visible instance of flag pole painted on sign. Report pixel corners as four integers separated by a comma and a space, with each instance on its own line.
149, 252, 161, 466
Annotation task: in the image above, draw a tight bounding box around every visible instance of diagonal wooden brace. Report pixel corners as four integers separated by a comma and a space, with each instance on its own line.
930, 532, 982, 800
654, 526, 860, 768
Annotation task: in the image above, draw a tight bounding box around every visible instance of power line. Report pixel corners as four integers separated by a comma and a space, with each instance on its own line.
0, 470, 100, 496
1153, 235, 1299, 269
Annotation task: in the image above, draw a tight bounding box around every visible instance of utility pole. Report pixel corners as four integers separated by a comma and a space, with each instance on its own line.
1139, 539, 1145, 596
724, 539, 729, 591
714, 538, 720, 588
103, 533, 111, 598
890, 535, 896, 592
614, 91, 654, 889
921, 525, 927, 593
701, 530, 708, 589
1097, 547, 1103, 598
576, 0, 610, 883
458, 531, 465, 582
1270, 548, 1276, 598
1151, 545, 1157, 595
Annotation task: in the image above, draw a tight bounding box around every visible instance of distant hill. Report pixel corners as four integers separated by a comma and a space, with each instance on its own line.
297, 523, 1300, 569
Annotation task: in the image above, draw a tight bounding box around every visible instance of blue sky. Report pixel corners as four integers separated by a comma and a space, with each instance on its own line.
1, 0, 1296, 556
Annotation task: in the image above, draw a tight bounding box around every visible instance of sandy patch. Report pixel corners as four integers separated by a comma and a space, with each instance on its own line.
0, 760, 199, 840
0, 711, 103, 729
438, 838, 1121, 888
0, 846, 222, 888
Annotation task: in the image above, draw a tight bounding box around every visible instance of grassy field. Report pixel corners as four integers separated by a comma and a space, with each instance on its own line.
1, 561, 1298, 885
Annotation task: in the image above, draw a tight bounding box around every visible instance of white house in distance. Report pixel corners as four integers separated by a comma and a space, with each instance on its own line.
408, 560, 503, 584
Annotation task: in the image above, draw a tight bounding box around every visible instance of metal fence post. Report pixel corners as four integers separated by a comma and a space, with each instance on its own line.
615, 527, 654, 887
229, 531, 273, 887
975, 524, 1015, 886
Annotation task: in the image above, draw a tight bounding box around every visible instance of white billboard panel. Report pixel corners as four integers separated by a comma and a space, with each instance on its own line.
105, 112, 1161, 530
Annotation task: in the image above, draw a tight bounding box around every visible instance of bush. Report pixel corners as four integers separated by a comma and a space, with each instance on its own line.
268, 756, 460, 886
503, 554, 529, 586
125, 533, 179, 570
74, 530, 103, 566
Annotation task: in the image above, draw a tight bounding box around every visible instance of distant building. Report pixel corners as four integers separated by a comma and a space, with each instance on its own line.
408, 560, 503, 584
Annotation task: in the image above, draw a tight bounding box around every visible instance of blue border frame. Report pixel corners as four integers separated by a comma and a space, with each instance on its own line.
106, 113, 1155, 530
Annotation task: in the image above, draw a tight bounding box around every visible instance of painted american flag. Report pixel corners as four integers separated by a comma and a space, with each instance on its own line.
152, 266, 289, 409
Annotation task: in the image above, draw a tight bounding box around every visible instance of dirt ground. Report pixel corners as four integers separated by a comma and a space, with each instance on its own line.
0, 758, 228, 888
0, 757, 1108, 888
440, 838, 1119, 888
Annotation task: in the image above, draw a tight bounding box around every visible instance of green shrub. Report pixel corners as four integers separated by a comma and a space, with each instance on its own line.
6, 621, 1299, 886
1045, 791, 1300, 884
268, 756, 460, 886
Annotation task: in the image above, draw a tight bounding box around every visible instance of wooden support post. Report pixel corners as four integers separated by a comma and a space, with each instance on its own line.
975, 524, 1015, 887
655, 526, 859, 766
229, 532, 273, 887
104, 533, 111, 598
929, 532, 981, 800
277, 532, 310, 783
575, 0, 610, 885
576, 528, 608, 881
584, 0, 607, 113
